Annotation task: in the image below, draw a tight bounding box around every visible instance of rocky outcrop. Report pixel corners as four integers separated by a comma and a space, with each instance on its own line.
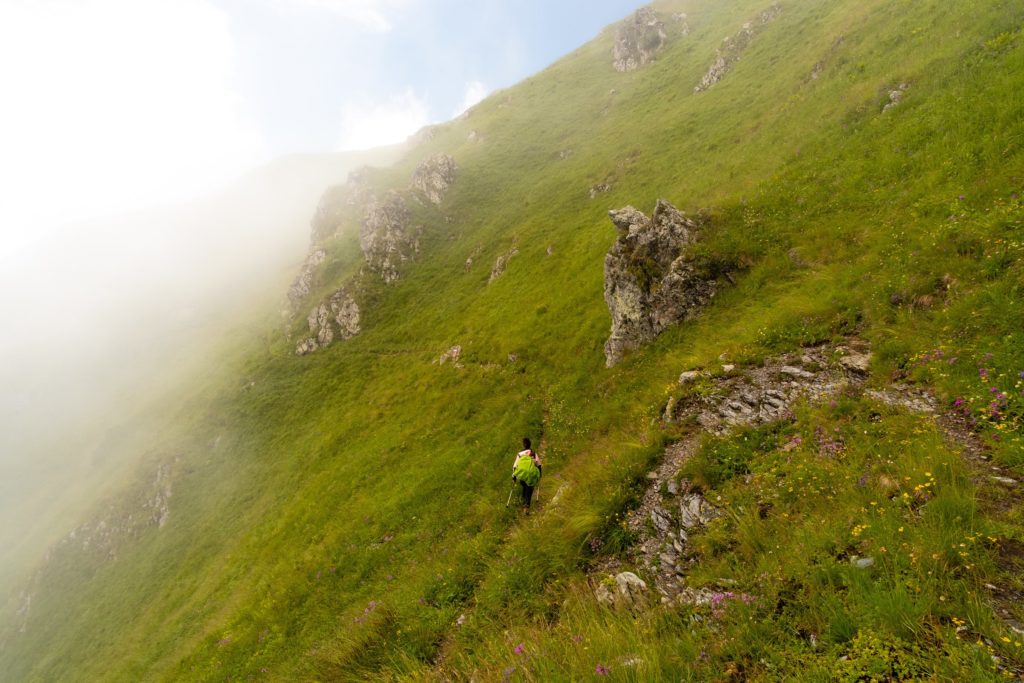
287, 248, 327, 307
882, 83, 909, 112
437, 345, 463, 367
489, 246, 518, 283
603, 200, 716, 367
361, 192, 419, 283
296, 288, 360, 356
694, 3, 782, 92
612, 7, 668, 72
411, 154, 457, 206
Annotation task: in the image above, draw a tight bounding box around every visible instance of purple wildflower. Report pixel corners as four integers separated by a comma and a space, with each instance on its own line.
572, 634, 584, 643
514, 643, 524, 655
953, 397, 964, 408
596, 663, 611, 676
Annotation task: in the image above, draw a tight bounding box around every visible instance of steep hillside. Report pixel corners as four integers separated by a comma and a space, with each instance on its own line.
2, 0, 1023, 680
0, 146, 402, 600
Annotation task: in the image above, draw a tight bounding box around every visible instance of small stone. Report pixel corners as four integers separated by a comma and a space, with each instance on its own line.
678, 370, 702, 384
991, 476, 1017, 486
838, 351, 872, 375
667, 480, 679, 496
722, 364, 735, 373
779, 365, 814, 379
852, 556, 875, 569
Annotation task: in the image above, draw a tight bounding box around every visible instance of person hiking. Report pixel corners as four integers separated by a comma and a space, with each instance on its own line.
511, 437, 542, 511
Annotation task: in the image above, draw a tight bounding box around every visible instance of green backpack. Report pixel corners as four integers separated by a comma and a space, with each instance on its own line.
513, 453, 541, 487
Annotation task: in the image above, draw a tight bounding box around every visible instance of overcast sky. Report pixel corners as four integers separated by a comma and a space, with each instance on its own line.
0, 0, 646, 253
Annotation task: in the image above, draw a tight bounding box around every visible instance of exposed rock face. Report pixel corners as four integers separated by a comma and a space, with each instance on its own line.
296, 288, 361, 355
287, 248, 327, 307
603, 200, 716, 367
411, 153, 457, 206
361, 192, 419, 283
612, 7, 668, 72
694, 3, 782, 92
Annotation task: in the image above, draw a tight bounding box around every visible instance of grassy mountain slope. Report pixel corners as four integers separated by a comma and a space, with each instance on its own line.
2, 0, 1023, 680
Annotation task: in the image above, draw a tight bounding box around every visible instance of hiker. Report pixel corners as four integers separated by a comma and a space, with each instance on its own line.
511, 437, 542, 510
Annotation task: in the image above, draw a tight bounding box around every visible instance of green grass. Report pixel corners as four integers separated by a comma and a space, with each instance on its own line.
2, 0, 1024, 680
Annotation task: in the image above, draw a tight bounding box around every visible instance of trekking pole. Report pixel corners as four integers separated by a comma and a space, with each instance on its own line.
506, 483, 516, 507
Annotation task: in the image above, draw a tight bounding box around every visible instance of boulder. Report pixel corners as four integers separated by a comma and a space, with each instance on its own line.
361, 192, 419, 283
603, 199, 716, 366
411, 154, 457, 205
612, 8, 668, 72
680, 494, 718, 529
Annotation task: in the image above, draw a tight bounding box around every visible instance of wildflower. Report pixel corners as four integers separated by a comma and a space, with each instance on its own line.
596, 663, 611, 675
514, 644, 525, 655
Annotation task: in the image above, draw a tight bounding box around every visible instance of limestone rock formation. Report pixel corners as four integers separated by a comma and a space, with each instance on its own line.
287, 248, 327, 307
603, 199, 716, 367
411, 153, 457, 206
361, 192, 419, 283
695, 3, 782, 92
296, 288, 361, 356
612, 7, 668, 72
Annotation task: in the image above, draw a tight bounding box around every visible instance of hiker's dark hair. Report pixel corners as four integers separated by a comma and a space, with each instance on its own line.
522, 437, 531, 450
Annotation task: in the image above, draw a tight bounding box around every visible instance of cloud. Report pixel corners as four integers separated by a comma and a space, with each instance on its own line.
0, 0, 266, 251
338, 88, 431, 151
278, 0, 412, 32
453, 80, 489, 117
